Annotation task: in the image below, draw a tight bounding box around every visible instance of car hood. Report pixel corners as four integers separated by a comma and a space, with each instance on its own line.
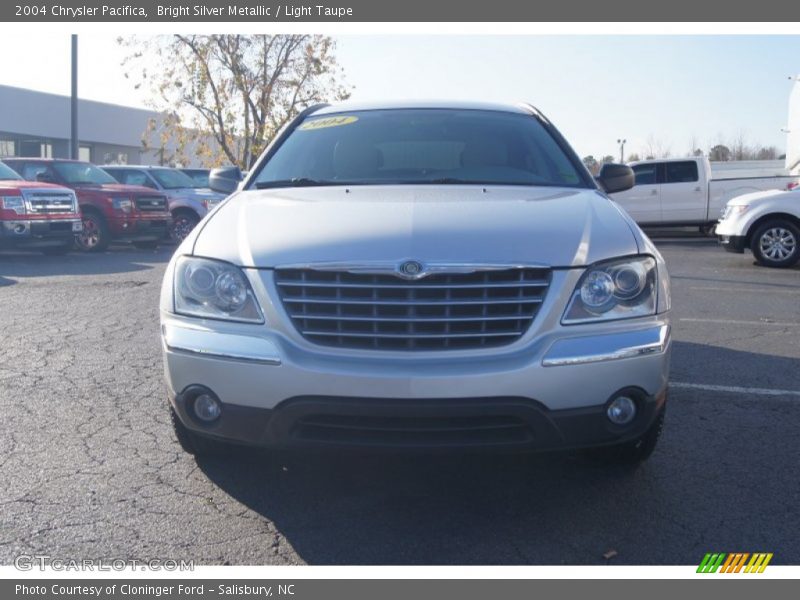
0, 180, 71, 192
728, 188, 798, 205
192, 185, 639, 268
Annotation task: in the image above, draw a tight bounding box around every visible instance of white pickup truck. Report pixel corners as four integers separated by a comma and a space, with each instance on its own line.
610, 156, 798, 229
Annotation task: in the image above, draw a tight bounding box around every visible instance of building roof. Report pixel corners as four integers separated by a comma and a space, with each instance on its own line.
0, 84, 157, 147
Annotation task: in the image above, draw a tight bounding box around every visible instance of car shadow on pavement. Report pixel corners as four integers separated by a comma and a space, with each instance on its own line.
191, 340, 800, 565
0, 245, 174, 279
195, 448, 638, 565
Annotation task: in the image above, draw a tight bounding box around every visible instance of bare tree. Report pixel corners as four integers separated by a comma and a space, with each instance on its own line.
730, 130, 750, 161
641, 134, 671, 160
687, 134, 703, 157
120, 35, 351, 168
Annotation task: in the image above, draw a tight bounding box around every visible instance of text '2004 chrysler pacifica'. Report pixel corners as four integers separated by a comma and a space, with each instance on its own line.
160, 101, 672, 465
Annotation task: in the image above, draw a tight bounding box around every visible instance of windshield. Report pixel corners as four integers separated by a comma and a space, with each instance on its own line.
251, 108, 588, 189
53, 162, 118, 185
182, 170, 210, 188
150, 168, 197, 189
0, 162, 21, 180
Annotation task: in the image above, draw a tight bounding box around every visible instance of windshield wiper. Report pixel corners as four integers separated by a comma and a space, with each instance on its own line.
255, 177, 333, 189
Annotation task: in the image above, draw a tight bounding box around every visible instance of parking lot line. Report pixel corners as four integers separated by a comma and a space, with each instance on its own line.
689, 286, 800, 296
671, 381, 800, 398
679, 317, 800, 327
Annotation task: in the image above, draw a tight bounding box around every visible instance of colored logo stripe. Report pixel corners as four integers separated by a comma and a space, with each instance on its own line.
697, 552, 773, 573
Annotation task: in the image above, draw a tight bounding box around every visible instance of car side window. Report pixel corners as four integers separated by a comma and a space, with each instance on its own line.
665, 161, 699, 184
121, 170, 156, 188
632, 164, 658, 186
21, 163, 52, 182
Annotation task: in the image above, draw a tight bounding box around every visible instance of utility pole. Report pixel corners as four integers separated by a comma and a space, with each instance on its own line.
70, 35, 78, 160
617, 138, 626, 163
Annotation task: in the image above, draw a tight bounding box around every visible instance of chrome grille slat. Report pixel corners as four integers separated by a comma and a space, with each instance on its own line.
281, 297, 543, 306
275, 280, 549, 289
22, 191, 76, 214
303, 330, 524, 339
275, 266, 551, 351
135, 196, 167, 212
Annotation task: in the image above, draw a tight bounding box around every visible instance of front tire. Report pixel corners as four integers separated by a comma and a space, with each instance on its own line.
750, 219, 800, 268
169, 210, 200, 243
75, 210, 110, 252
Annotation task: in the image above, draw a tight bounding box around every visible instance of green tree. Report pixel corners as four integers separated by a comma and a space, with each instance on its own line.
709, 144, 732, 162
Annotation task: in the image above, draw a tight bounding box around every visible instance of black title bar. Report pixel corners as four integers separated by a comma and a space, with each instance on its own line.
2, 1, 800, 22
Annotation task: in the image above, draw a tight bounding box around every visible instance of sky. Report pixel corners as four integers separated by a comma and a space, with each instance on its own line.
2, 34, 798, 160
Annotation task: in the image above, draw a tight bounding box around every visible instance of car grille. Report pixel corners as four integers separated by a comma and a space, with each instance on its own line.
22, 191, 75, 214
135, 196, 167, 212
275, 267, 551, 351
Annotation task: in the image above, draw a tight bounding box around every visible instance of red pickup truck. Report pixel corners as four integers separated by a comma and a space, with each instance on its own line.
4, 158, 171, 252
0, 161, 82, 254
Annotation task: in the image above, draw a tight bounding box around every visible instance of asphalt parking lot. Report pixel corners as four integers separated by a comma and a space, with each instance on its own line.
1, 233, 798, 566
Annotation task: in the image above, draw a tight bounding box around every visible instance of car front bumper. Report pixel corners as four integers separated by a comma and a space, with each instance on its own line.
717, 234, 748, 253
0, 218, 82, 247
107, 215, 171, 240
162, 315, 671, 451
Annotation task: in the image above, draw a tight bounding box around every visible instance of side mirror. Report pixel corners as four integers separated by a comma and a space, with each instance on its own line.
596, 163, 635, 194
208, 166, 243, 195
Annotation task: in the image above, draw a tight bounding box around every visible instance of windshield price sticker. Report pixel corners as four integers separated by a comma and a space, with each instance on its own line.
298, 116, 359, 131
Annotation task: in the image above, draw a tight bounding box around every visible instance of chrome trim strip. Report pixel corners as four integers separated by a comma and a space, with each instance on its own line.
162, 324, 282, 366
542, 325, 670, 367
276, 261, 550, 279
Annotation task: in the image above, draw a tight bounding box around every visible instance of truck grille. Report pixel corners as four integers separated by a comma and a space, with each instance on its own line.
23, 191, 76, 214
275, 267, 551, 351
135, 196, 167, 212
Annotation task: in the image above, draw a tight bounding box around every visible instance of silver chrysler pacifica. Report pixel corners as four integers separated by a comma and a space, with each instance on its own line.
160, 101, 671, 464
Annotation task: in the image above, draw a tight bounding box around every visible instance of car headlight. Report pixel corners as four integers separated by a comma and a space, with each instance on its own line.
111, 197, 133, 213
1, 196, 26, 214
721, 204, 749, 220
174, 256, 264, 323
562, 256, 657, 324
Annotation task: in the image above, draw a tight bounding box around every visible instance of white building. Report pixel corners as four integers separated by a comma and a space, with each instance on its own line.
0, 84, 211, 166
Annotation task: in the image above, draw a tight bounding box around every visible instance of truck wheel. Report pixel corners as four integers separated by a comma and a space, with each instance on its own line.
169, 210, 200, 243
585, 409, 665, 468
41, 242, 72, 256
750, 219, 800, 268
75, 211, 110, 252
170, 407, 228, 457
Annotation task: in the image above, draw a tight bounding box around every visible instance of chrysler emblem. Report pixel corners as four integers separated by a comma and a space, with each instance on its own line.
398, 260, 424, 279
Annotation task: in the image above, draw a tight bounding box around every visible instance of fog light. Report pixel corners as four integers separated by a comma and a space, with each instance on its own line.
607, 396, 637, 425
193, 393, 221, 422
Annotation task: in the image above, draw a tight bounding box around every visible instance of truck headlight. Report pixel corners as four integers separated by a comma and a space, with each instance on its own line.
1, 196, 26, 215
174, 256, 264, 323
562, 256, 657, 324
721, 204, 749, 220
111, 197, 133, 213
